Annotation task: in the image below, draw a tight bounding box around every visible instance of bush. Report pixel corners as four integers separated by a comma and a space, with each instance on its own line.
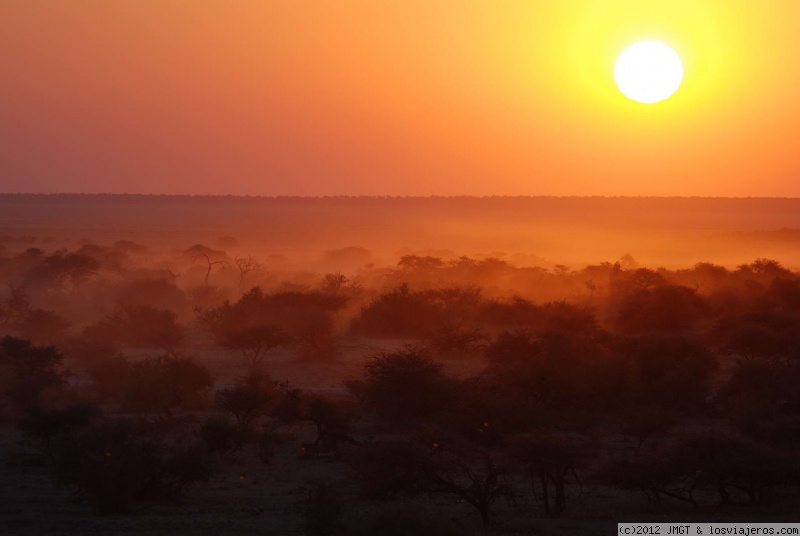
348, 346, 450, 423
215, 370, 277, 426
196, 416, 252, 458
257, 426, 285, 463
350, 440, 433, 499
0, 336, 67, 413
220, 324, 290, 368
621, 335, 717, 413
82, 305, 186, 352
84, 353, 131, 402
18, 404, 101, 459
349, 285, 444, 339
50, 418, 213, 513
510, 432, 586, 517
120, 355, 213, 417
304, 481, 346, 536
598, 433, 800, 505
304, 395, 354, 453
345, 507, 462, 536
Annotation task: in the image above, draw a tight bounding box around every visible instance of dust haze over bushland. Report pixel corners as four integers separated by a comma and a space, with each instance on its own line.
3, 195, 800, 269
3, 194, 800, 534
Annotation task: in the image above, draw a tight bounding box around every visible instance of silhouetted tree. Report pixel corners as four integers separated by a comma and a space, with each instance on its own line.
303, 395, 356, 454
426, 443, 511, 526
50, 418, 212, 513
196, 416, 250, 458
351, 436, 510, 526
511, 432, 586, 517
120, 355, 212, 418
351, 440, 433, 499
321, 273, 349, 294
601, 434, 800, 506
18, 403, 101, 459
304, 481, 346, 536
220, 324, 290, 368
484, 329, 605, 411
82, 305, 186, 353
713, 310, 800, 362
620, 406, 677, 455
614, 284, 706, 334
25, 250, 100, 290
83, 353, 131, 402
186, 244, 228, 287
15, 308, 71, 345
0, 285, 32, 332
423, 322, 486, 358
397, 255, 445, 272
620, 335, 717, 413
215, 370, 277, 426
718, 357, 800, 417
115, 277, 188, 313
197, 287, 346, 353
234, 255, 263, 294
598, 452, 699, 506
295, 310, 341, 361
0, 336, 67, 413
350, 284, 444, 339
737, 258, 793, 282
0, 285, 72, 344
476, 296, 540, 329
347, 346, 451, 423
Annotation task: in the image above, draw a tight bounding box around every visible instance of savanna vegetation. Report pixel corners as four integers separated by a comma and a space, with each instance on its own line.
1, 232, 799, 534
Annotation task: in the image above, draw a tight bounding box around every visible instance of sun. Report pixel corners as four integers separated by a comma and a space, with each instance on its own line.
614, 41, 683, 104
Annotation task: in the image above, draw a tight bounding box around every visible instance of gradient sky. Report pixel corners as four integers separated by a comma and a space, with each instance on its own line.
2, 1, 800, 196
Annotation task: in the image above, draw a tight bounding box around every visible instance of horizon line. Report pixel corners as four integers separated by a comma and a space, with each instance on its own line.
2, 193, 800, 201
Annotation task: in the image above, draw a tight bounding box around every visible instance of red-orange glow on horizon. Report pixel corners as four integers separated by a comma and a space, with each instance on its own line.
1, 1, 799, 196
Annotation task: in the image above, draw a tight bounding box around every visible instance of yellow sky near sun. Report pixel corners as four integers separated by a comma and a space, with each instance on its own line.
1, 0, 799, 196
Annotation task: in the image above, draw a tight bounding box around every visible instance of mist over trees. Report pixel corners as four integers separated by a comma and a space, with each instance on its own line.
1, 233, 800, 533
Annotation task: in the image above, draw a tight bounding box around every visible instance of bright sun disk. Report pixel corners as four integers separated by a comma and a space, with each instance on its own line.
614, 41, 683, 104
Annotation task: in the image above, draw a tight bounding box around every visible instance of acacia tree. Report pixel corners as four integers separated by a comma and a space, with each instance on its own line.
427, 443, 511, 527
0, 285, 70, 344
18, 404, 102, 460
120, 355, 212, 418
215, 370, 277, 426
49, 418, 212, 513
302, 395, 356, 455
0, 285, 32, 331
0, 336, 67, 413
622, 335, 717, 413
15, 309, 71, 345
220, 324, 290, 368
347, 346, 451, 423
81, 305, 186, 354
600, 433, 799, 506
35, 251, 101, 290
295, 311, 341, 361
620, 406, 676, 455
234, 255, 264, 294
187, 244, 228, 287
510, 433, 586, 517
712, 310, 800, 362
352, 437, 510, 527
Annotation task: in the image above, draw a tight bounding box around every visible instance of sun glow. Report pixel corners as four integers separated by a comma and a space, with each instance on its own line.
614, 41, 684, 104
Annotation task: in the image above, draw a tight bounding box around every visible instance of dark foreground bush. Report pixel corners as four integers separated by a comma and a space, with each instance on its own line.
197, 416, 252, 458
50, 418, 213, 513
304, 481, 346, 536
351, 438, 510, 526
597, 433, 800, 506
18, 404, 102, 459
345, 507, 462, 536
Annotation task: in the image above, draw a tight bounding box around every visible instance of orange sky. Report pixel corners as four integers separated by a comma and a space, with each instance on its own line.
2, 1, 800, 196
